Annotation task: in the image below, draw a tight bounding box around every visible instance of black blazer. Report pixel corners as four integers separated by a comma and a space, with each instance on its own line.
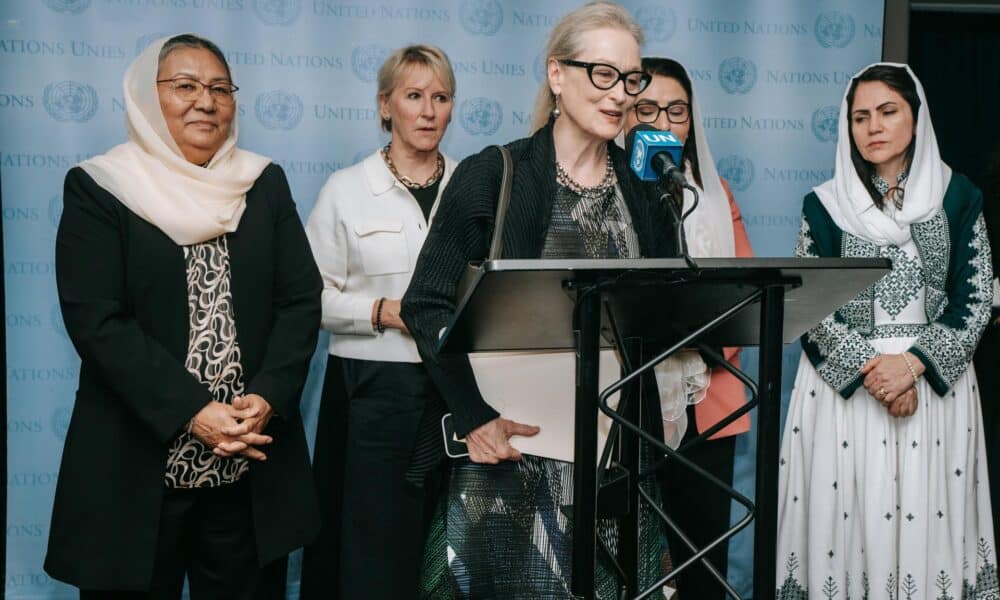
45, 164, 322, 590
401, 121, 679, 437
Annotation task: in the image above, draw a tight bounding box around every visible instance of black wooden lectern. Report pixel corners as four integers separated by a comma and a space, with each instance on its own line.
440, 257, 890, 600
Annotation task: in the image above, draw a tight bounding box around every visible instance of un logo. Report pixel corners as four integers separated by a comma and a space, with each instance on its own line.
811, 105, 840, 142
716, 155, 755, 192
43, 81, 99, 123
814, 11, 856, 48
135, 33, 168, 56
460, 0, 503, 36
351, 45, 390, 83
254, 91, 304, 130
51, 304, 69, 339
49, 195, 63, 230
45, 0, 90, 14
51, 406, 72, 441
253, 0, 301, 26
718, 57, 757, 95
633, 5, 677, 43
459, 98, 503, 136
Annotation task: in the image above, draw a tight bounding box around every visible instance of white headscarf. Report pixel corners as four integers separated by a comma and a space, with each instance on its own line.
813, 62, 950, 247
80, 35, 271, 246
677, 71, 736, 258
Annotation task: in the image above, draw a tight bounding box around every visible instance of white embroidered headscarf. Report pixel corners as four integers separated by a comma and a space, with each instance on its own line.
813, 62, 950, 247
80, 35, 270, 246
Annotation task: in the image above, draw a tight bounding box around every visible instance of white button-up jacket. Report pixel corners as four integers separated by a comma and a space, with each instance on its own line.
305, 150, 457, 363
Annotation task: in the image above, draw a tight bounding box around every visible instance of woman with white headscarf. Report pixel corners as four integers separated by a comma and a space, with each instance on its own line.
44, 34, 321, 598
621, 55, 753, 600
776, 63, 997, 596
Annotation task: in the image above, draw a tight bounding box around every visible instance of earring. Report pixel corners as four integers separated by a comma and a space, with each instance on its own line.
552, 94, 561, 118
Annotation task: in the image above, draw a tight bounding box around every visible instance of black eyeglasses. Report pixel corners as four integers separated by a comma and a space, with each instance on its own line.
156, 77, 239, 106
559, 59, 651, 96
633, 100, 690, 124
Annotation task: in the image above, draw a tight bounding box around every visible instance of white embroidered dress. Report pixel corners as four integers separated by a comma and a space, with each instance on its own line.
776, 223, 998, 599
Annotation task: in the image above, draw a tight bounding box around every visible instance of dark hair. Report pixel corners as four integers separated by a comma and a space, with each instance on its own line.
640, 56, 702, 189
845, 65, 920, 208
158, 34, 232, 81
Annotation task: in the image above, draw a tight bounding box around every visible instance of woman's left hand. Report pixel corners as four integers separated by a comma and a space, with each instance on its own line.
215, 394, 275, 458
861, 353, 923, 404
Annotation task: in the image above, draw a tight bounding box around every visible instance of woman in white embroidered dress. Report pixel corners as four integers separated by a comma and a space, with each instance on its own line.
776, 63, 997, 598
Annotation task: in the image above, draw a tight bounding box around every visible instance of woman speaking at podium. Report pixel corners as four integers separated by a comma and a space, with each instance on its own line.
776, 63, 997, 596
402, 2, 678, 596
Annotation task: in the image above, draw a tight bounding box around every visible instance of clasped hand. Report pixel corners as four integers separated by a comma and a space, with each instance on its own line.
189, 394, 274, 461
861, 353, 924, 418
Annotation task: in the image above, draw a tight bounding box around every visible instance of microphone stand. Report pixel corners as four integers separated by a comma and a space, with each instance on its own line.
659, 182, 700, 272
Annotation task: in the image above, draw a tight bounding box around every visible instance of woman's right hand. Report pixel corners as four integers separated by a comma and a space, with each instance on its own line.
466, 417, 541, 464
886, 386, 919, 418
372, 298, 409, 333
189, 402, 272, 461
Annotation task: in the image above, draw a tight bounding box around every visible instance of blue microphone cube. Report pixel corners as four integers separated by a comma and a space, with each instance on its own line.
630, 129, 684, 182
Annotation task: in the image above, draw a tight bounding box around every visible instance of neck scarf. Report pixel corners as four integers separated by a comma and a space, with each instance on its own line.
813, 62, 950, 247
79, 35, 270, 246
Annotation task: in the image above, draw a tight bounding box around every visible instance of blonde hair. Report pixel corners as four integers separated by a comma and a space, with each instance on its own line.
530, 1, 644, 133
376, 44, 456, 133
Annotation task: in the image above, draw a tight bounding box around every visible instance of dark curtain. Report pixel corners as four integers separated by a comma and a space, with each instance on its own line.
910, 8, 1000, 556
908, 11, 1000, 189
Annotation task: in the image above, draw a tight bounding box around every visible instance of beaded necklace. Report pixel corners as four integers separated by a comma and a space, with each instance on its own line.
555, 151, 617, 200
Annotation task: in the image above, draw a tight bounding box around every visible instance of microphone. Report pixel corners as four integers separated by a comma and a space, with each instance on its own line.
626, 123, 686, 187
625, 124, 698, 267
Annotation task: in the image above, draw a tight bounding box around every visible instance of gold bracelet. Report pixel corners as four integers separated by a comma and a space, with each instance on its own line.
901, 352, 919, 386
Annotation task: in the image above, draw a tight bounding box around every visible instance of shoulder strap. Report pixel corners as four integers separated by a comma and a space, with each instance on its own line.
487, 144, 513, 261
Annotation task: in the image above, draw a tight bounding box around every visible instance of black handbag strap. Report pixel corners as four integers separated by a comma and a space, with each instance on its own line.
487, 144, 513, 261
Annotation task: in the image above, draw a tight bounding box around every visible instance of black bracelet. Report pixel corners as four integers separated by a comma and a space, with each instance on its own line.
375, 297, 386, 334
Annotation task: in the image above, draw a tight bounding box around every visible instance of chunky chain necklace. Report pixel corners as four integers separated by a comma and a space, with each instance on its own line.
555, 150, 617, 200
381, 143, 444, 189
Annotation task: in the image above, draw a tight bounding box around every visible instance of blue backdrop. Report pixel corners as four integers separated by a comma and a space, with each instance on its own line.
2, 1, 883, 597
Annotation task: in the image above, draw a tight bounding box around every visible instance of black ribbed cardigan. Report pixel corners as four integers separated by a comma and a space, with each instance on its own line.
401, 121, 679, 437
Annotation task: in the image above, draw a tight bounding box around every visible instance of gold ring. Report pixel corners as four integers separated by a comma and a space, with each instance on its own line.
878, 387, 886, 398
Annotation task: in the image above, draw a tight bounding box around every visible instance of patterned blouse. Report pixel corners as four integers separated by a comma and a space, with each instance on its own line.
164, 235, 249, 488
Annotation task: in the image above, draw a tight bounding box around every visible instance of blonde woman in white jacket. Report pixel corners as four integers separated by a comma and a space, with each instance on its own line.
302, 44, 457, 599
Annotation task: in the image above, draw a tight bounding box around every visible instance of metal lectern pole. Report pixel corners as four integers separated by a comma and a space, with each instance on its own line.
753, 284, 785, 599
571, 288, 601, 599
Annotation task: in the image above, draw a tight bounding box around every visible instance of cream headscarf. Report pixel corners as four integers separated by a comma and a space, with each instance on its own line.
676, 70, 736, 258
813, 62, 951, 247
80, 35, 271, 246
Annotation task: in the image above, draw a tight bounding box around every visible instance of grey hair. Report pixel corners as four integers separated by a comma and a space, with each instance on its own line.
158, 34, 232, 81
530, 1, 644, 133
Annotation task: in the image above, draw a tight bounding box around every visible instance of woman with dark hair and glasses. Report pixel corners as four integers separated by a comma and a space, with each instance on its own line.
403, 2, 678, 596
45, 34, 321, 598
776, 63, 997, 596
621, 56, 753, 599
